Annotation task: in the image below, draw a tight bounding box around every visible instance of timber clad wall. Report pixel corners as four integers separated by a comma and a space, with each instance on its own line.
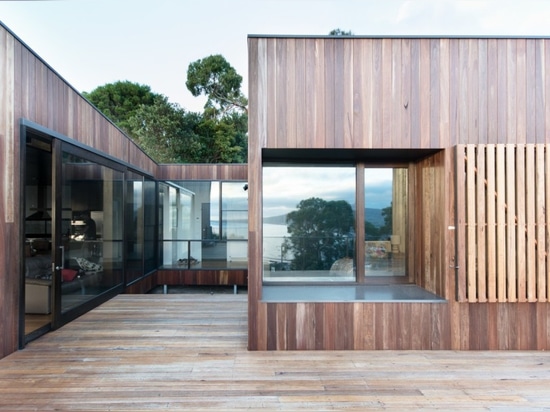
457, 144, 550, 303
157, 164, 247, 181
0, 23, 158, 358
248, 36, 550, 350
0, 22, 249, 359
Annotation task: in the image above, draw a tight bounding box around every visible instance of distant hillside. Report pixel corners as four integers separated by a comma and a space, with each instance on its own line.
264, 208, 385, 227
263, 214, 288, 225
365, 208, 384, 227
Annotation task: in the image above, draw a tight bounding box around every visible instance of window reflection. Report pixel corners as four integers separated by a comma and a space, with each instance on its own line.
364, 168, 407, 278
159, 181, 248, 270
263, 166, 356, 282
61, 152, 123, 313
262, 165, 409, 282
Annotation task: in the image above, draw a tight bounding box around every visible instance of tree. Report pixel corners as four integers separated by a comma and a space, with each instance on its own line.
84, 54, 249, 164
83, 81, 161, 134
365, 221, 381, 240
126, 97, 203, 163
186, 54, 248, 117
380, 204, 393, 238
285, 197, 355, 270
329, 29, 354, 36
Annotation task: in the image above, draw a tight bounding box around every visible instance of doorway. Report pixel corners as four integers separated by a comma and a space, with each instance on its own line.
23, 135, 53, 341
21, 127, 127, 345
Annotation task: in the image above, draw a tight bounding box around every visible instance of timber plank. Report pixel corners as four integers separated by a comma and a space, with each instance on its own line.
466, 145, 477, 301
526, 144, 537, 301
535, 145, 547, 301
486, 144, 497, 302
506, 144, 517, 302
496, 145, 507, 301
2, 296, 550, 410
516, 145, 527, 302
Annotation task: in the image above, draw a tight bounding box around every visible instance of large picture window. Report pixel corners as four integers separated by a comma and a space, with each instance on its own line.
263, 164, 408, 283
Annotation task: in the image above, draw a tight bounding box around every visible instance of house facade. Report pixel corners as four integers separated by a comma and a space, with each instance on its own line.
0, 22, 247, 359
247, 35, 550, 350
2, 21, 550, 359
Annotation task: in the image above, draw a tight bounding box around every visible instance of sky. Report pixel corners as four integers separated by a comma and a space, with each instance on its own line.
1, 0, 550, 113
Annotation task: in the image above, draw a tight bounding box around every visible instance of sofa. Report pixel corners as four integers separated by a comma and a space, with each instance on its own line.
25, 255, 103, 314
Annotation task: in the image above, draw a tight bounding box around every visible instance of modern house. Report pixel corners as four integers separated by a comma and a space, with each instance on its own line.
0, 21, 247, 359
1, 20, 550, 360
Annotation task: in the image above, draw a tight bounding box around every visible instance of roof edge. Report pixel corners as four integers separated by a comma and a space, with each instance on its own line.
248, 34, 550, 40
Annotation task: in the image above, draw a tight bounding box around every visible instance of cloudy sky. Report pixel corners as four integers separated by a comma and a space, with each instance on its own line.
1, 0, 549, 113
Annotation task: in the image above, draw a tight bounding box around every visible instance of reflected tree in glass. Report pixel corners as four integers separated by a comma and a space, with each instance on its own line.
285, 197, 354, 270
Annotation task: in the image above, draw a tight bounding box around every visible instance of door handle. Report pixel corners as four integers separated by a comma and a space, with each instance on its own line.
53, 246, 65, 271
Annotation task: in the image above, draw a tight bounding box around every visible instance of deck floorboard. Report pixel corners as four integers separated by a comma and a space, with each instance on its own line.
2, 294, 550, 410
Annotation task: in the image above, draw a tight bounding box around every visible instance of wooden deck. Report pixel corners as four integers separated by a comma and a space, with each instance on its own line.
1, 295, 550, 411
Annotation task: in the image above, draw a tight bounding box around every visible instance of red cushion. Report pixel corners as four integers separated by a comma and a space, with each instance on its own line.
62, 269, 78, 282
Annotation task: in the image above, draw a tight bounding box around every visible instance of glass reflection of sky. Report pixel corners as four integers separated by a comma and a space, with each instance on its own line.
263, 167, 393, 218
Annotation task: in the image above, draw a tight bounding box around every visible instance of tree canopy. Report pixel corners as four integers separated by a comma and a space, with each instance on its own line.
186, 54, 248, 117
83, 81, 161, 135
329, 28, 354, 36
83, 54, 248, 164
285, 197, 355, 271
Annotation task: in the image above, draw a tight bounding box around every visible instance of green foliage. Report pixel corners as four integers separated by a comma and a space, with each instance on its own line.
381, 204, 393, 236
365, 221, 381, 240
83, 81, 161, 134
127, 98, 247, 164
329, 28, 354, 36
285, 197, 355, 270
365, 204, 393, 240
186, 54, 248, 117
84, 53, 248, 164
126, 98, 202, 163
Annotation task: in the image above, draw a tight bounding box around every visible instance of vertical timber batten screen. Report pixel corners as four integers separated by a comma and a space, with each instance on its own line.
457, 144, 549, 303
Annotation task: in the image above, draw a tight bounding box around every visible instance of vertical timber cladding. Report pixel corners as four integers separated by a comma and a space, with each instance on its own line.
0, 21, 158, 359
249, 36, 550, 350
0, 20, 18, 358
457, 144, 550, 304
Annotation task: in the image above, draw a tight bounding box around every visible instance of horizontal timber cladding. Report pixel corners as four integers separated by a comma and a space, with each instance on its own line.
157, 270, 248, 286
457, 144, 550, 304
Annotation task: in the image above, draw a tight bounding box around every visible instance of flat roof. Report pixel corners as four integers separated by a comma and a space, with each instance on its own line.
249, 34, 550, 40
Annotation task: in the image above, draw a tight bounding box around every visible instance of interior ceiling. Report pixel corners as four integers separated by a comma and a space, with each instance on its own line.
26, 145, 52, 186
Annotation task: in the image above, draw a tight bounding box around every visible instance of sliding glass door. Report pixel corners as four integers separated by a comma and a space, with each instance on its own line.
53, 143, 124, 325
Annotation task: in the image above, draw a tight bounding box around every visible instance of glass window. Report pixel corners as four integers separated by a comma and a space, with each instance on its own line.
125, 171, 144, 283
159, 180, 248, 270
263, 166, 356, 282
61, 151, 123, 313
364, 168, 407, 278
143, 178, 156, 275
